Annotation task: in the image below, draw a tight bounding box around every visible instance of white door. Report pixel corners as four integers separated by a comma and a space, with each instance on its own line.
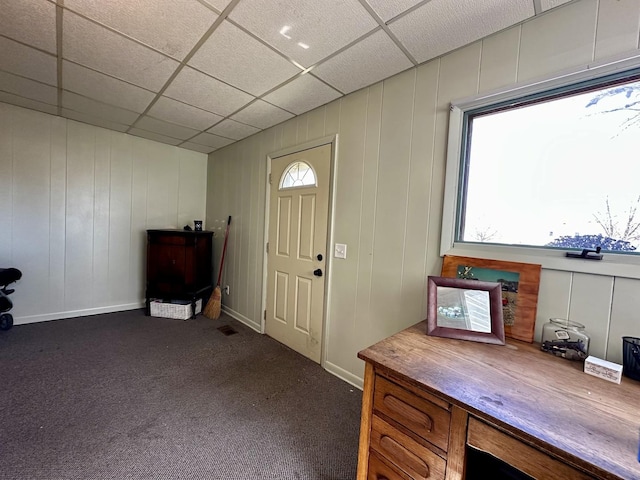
265, 144, 331, 363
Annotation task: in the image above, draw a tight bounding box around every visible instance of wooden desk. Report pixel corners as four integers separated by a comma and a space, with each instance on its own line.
357, 321, 640, 480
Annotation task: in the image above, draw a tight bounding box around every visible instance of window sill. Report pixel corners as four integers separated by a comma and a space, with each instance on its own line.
442, 242, 640, 280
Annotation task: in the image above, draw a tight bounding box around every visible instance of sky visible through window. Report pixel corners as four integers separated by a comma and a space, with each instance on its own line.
462, 79, 640, 252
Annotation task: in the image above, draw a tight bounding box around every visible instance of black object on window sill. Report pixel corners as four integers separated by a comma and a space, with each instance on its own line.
565, 247, 603, 260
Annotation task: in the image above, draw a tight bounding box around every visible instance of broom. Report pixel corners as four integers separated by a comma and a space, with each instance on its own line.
203, 216, 231, 320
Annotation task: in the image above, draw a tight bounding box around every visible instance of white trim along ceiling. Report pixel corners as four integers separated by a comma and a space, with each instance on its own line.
0, 0, 572, 153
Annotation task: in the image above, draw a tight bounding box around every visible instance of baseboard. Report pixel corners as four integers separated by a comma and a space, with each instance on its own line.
324, 361, 364, 390
221, 306, 261, 333
13, 302, 145, 325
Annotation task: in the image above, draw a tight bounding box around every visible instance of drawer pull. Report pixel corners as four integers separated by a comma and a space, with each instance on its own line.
383, 394, 433, 431
379, 435, 430, 478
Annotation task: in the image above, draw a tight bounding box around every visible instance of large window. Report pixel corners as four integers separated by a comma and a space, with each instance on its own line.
442, 57, 640, 276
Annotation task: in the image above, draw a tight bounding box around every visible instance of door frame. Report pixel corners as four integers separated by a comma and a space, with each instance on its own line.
261, 134, 338, 368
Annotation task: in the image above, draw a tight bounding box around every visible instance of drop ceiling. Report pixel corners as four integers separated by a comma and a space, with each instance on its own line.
0, 0, 572, 154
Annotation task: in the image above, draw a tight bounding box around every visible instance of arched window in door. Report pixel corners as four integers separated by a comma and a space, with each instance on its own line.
279, 161, 317, 189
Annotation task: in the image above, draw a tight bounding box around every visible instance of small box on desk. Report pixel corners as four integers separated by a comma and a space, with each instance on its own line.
584, 356, 623, 384
150, 298, 202, 320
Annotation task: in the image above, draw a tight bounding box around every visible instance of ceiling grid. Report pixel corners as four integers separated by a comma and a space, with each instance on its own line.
0, 0, 572, 153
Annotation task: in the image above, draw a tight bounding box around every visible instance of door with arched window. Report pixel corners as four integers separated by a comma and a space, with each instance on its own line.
265, 144, 331, 364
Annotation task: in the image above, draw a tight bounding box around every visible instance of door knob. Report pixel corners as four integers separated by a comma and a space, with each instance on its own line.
313, 269, 323, 277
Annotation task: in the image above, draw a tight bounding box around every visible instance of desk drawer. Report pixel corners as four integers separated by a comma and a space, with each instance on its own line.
367, 451, 411, 480
467, 417, 595, 480
371, 415, 446, 480
374, 376, 451, 452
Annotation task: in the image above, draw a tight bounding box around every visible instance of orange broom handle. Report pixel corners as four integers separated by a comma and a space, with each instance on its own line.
216, 216, 231, 286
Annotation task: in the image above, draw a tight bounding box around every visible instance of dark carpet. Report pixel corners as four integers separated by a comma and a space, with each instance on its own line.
0, 310, 362, 479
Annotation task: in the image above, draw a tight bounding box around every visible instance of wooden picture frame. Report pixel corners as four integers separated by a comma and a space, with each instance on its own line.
427, 276, 505, 345
441, 255, 541, 343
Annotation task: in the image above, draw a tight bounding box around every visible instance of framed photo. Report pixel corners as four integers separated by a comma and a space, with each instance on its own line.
441, 255, 541, 343
427, 276, 505, 345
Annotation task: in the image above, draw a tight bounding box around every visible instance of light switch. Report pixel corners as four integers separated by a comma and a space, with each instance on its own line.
334, 243, 347, 259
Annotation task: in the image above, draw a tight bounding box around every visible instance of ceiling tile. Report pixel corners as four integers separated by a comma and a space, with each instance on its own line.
62, 91, 140, 125
0, 0, 57, 53
64, 0, 218, 60
363, 0, 425, 22
262, 74, 341, 115
128, 128, 183, 146
201, 0, 233, 12
0, 92, 58, 116
63, 11, 180, 91
189, 20, 302, 96
229, 0, 379, 67
63, 109, 130, 132
190, 132, 235, 149
540, 0, 574, 11
313, 30, 413, 94
388, 0, 535, 64
0, 37, 57, 86
164, 67, 254, 116
231, 99, 295, 129
63, 61, 155, 113
181, 142, 216, 154
0, 71, 58, 105
147, 97, 224, 131
207, 119, 261, 140
134, 116, 201, 141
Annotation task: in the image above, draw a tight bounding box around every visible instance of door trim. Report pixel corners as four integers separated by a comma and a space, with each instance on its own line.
261, 134, 338, 368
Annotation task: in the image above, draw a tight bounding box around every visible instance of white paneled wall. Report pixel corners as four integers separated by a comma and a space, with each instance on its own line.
0, 103, 207, 323
210, 0, 640, 387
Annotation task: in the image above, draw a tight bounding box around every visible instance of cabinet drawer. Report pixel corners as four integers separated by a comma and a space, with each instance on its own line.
368, 450, 412, 480
149, 235, 187, 246
371, 415, 446, 480
374, 376, 451, 452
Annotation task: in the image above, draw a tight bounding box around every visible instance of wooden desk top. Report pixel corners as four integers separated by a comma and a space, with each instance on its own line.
358, 321, 640, 480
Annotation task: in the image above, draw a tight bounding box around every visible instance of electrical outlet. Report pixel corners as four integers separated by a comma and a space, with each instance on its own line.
224, 285, 230, 295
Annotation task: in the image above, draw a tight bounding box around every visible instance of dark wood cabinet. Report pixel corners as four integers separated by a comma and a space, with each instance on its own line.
145, 229, 213, 316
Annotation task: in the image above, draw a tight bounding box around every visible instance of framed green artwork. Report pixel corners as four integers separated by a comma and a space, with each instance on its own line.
441, 255, 541, 343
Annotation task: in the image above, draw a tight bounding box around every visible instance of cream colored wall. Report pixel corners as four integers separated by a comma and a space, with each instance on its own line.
208, 0, 640, 387
0, 103, 208, 324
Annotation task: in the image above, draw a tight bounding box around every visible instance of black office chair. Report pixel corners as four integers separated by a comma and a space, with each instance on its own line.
0, 267, 22, 331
